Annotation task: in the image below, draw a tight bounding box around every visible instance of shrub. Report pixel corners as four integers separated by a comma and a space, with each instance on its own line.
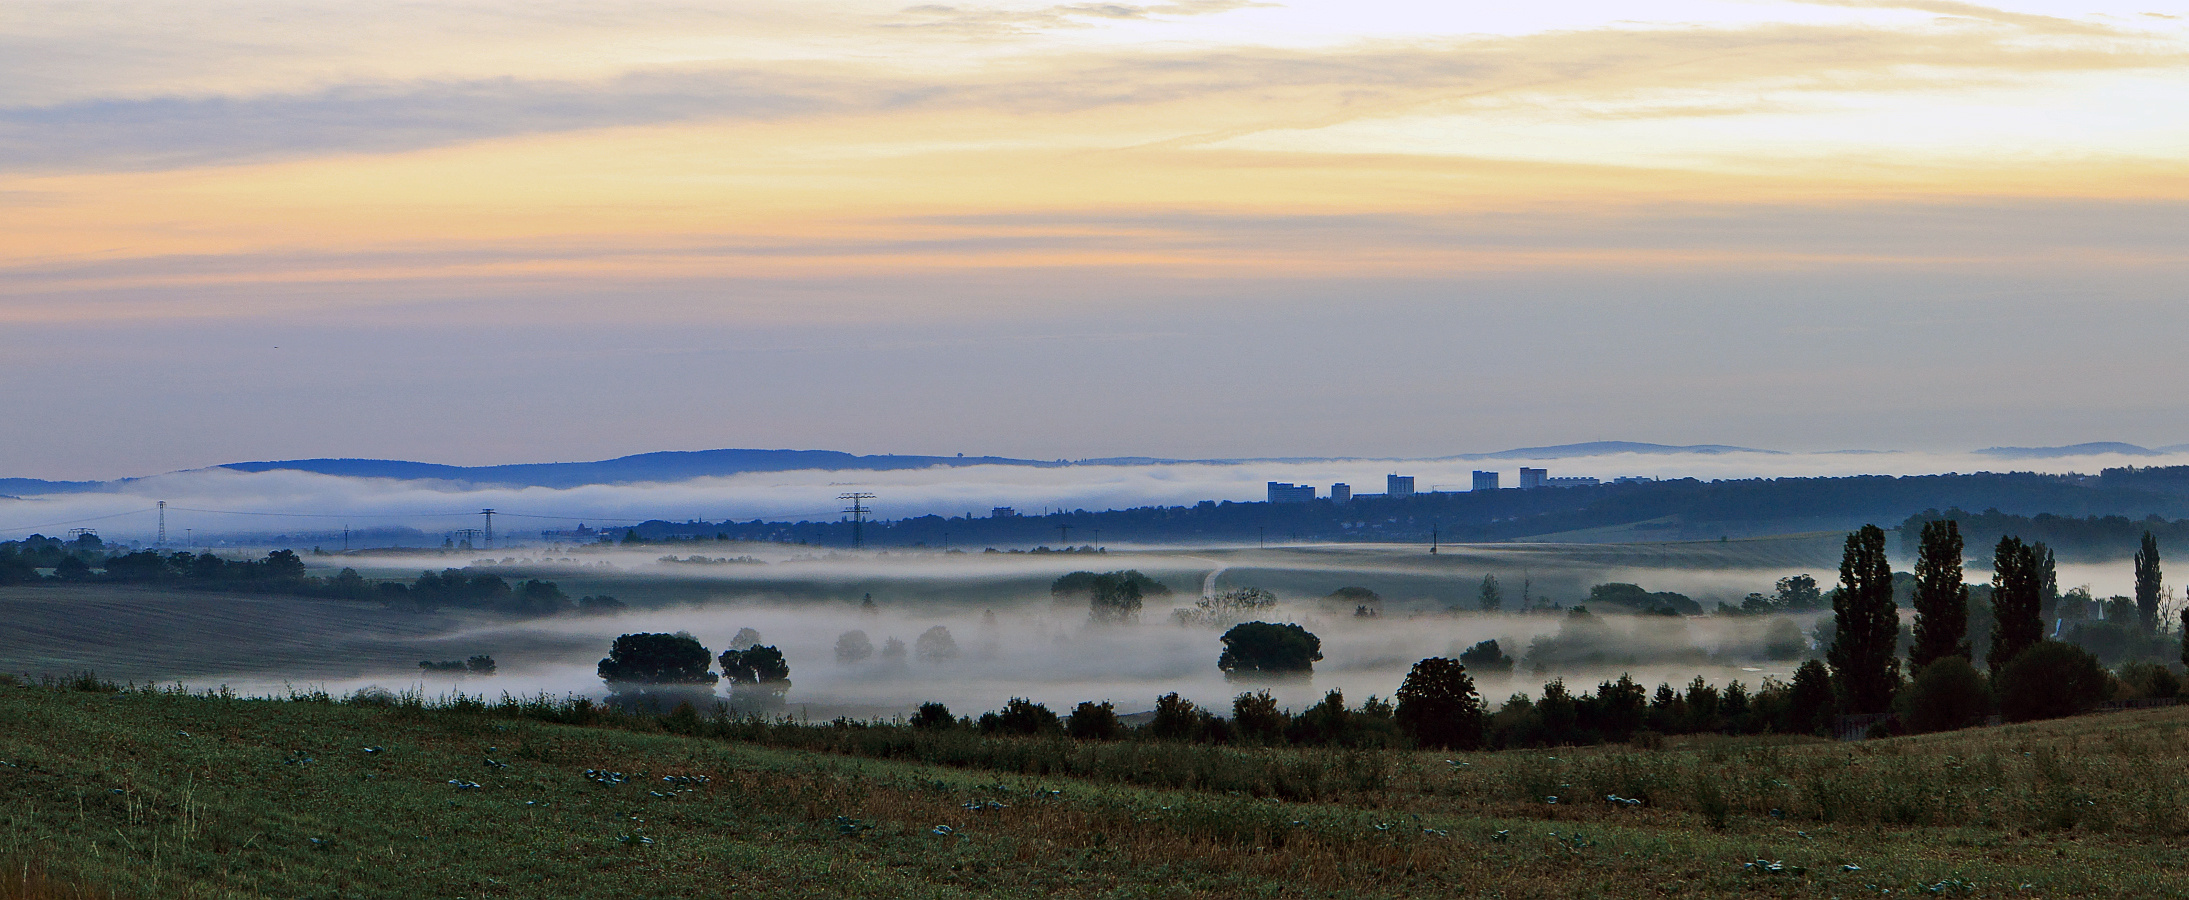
1995, 641, 2108, 723
1894, 656, 1990, 734
1066, 700, 1123, 740
2115, 661, 2182, 700
910, 701, 955, 729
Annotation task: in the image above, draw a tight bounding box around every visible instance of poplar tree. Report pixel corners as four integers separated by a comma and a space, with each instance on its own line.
1829, 524, 1900, 714
1989, 536, 2044, 675
1909, 518, 1969, 669
2134, 531, 2162, 633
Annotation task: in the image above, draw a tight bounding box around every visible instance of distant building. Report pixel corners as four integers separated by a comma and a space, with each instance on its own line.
1330, 482, 1352, 503
1472, 470, 1499, 492
1386, 474, 1415, 499
1518, 467, 1548, 489
1613, 476, 1656, 484
1268, 482, 1316, 503
990, 507, 1018, 518
1544, 476, 1600, 488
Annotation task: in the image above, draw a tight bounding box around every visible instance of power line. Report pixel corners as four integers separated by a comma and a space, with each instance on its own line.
839, 493, 875, 549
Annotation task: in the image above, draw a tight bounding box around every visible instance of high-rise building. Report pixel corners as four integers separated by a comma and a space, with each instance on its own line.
1387, 474, 1415, 498
1518, 467, 1548, 489
1330, 482, 1352, 503
1267, 482, 1316, 503
990, 507, 1018, 518
1472, 470, 1499, 491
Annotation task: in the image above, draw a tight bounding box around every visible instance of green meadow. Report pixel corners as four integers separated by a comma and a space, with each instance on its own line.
4, 676, 2186, 899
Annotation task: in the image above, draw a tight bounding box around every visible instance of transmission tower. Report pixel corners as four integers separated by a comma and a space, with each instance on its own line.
481, 509, 496, 550
156, 501, 167, 547
839, 493, 876, 549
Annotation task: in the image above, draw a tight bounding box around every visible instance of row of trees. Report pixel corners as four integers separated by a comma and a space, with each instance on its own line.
1827, 521, 2182, 728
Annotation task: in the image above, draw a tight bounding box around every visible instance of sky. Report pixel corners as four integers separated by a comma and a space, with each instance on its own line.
4, 1, 2188, 480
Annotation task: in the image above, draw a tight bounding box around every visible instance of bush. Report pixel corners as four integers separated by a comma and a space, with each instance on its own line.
1995, 641, 2108, 723
1148, 692, 1205, 742
910, 701, 955, 729
2115, 661, 2182, 700
1066, 700, 1123, 740
1894, 656, 1990, 734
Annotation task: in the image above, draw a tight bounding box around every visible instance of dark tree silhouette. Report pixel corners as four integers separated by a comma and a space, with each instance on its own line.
718, 645, 790, 685
1066, 700, 1123, 740
978, 698, 1060, 735
1775, 574, 1823, 610
1457, 639, 1514, 676
1909, 518, 1970, 668
1393, 657, 1486, 750
1989, 536, 2044, 675
1217, 621, 1322, 678
1787, 659, 1835, 736
1895, 656, 1988, 734
1996, 641, 2108, 722
597, 633, 717, 686
910, 701, 954, 729
1828, 525, 1900, 714
1231, 690, 1287, 743
2135, 531, 2162, 633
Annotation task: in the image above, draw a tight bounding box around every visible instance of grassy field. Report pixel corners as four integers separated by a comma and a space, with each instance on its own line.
4, 678, 2187, 899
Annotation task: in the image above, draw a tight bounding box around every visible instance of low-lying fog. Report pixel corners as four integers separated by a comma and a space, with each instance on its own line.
9, 446, 2189, 542
192, 547, 1875, 720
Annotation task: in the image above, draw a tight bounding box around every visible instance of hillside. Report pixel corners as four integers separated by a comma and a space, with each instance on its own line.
4, 678, 2186, 898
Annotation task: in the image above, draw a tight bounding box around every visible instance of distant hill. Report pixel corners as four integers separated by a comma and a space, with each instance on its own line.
218, 449, 1061, 488
1975, 443, 2165, 459
1452, 441, 1773, 460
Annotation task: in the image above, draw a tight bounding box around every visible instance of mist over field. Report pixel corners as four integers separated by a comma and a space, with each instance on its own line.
10, 446, 2189, 543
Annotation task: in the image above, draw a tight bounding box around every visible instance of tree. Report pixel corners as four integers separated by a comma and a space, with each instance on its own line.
597, 633, 717, 686
464, 654, 497, 675
1217, 622, 1321, 678
1173, 587, 1277, 627
1477, 574, 1503, 612
731, 627, 763, 649
1763, 618, 1806, 660
1066, 701, 1123, 740
1327, 586, 1381, 616
1089, 576, 1144, 624
914, 626, 958, 662
2036, 543, 2058, 620
978, 698, 1061, 736
1894, 657, 1989, 734
1828, 525, 1900, 714
2135, 531, 2163, 633
718, 645, 790, 685
1995, 641, 2108, 722
1231, 690, 1287, 743
2182, 609, 2189, 670
1147, 692, 1205, 741
1394, 657, 1486, 750
1787, 659, 1835, 736
1909, 518, 1970, 668
1456, 639, 1514, 676
52, 556, 91, 582
1989, 536, 2044, 675
834, 630, 874, 664
577, 594, 625, 615
1775, 574, 1823, 610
